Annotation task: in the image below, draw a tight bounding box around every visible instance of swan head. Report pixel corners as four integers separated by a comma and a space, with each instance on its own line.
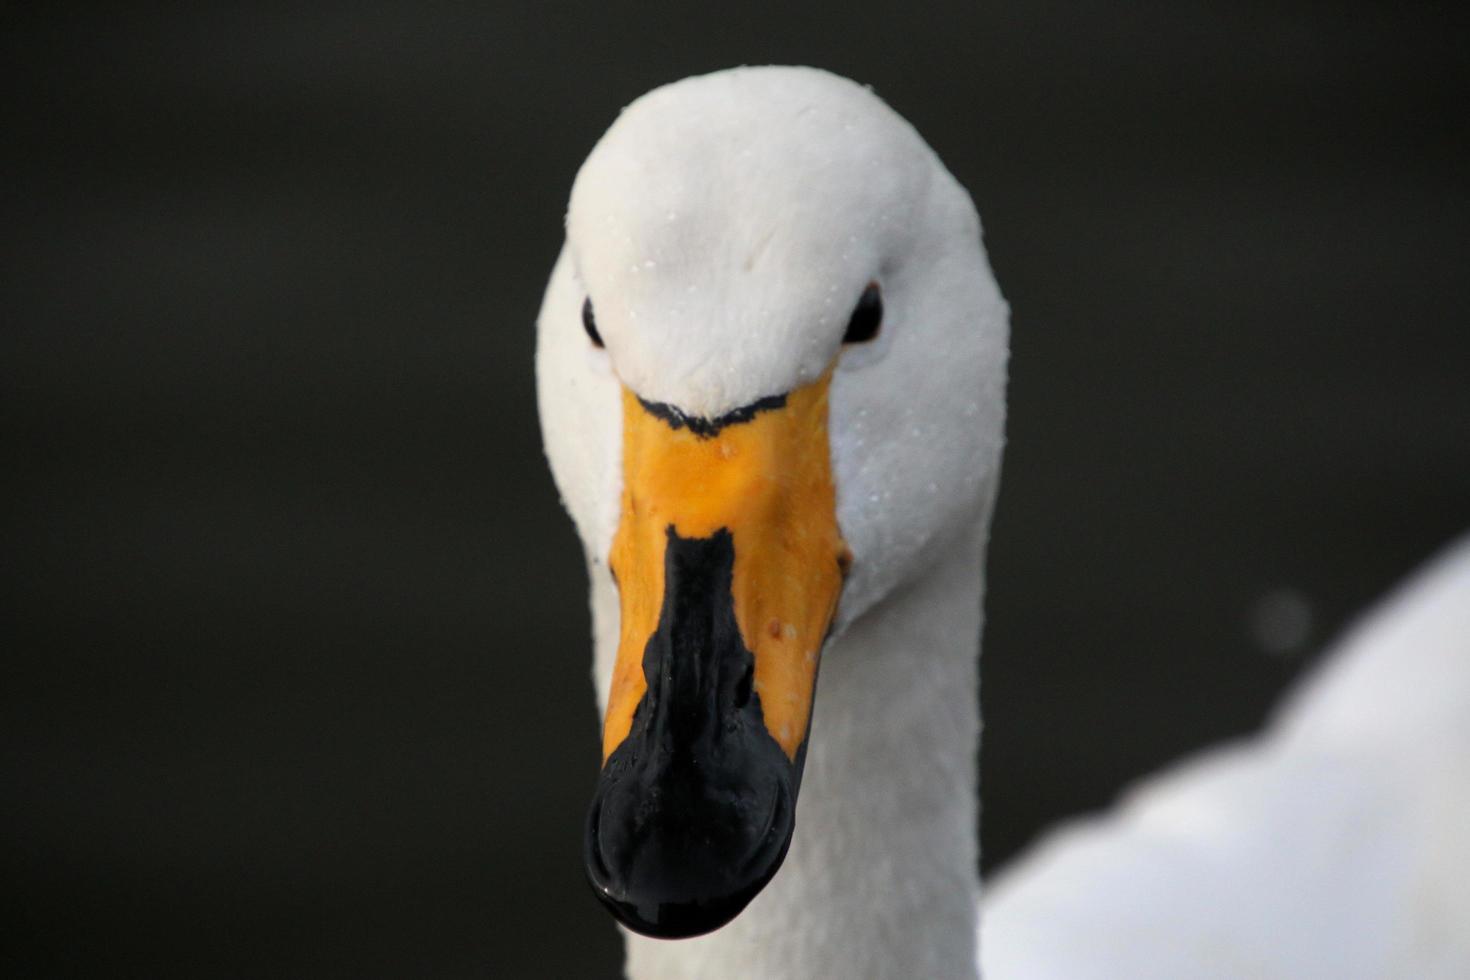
536, 66, 1008, 938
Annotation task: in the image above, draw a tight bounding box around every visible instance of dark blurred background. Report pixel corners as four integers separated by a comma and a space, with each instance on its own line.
3, 2, 1466, 977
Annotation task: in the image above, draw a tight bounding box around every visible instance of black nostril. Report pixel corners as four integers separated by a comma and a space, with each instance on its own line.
734, 661, 753, 708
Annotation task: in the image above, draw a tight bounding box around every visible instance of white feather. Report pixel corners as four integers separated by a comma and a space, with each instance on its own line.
537, 65, 1470, 980
983, 536, 1470, 979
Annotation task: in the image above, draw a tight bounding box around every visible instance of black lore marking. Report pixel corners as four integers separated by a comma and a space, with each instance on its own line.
638, 393, 788, 438
584, 527, 803, 939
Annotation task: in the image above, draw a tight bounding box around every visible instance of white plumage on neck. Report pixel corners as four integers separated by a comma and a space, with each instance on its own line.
621, 526, 987, 980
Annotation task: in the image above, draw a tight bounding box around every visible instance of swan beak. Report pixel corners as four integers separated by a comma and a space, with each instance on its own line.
584, 370, 849, 939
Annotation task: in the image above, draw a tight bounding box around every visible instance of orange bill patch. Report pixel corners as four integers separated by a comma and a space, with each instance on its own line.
602, 371, 848, 762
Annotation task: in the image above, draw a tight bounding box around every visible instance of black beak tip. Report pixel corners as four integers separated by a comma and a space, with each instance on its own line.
581, 526, 813, 939
585, 875, 765, 940
582, 782, 796, 940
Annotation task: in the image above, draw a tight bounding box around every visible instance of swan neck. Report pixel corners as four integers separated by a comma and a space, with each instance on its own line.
621, 530, 985, 980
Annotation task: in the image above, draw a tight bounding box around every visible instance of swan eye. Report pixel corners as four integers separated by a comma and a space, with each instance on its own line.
843, 282, 882, 344
581, 297, 604, 348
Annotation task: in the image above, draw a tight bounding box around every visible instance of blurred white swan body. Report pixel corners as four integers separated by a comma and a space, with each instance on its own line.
536, 65, 1470, 979
984, 535, 1470, 979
